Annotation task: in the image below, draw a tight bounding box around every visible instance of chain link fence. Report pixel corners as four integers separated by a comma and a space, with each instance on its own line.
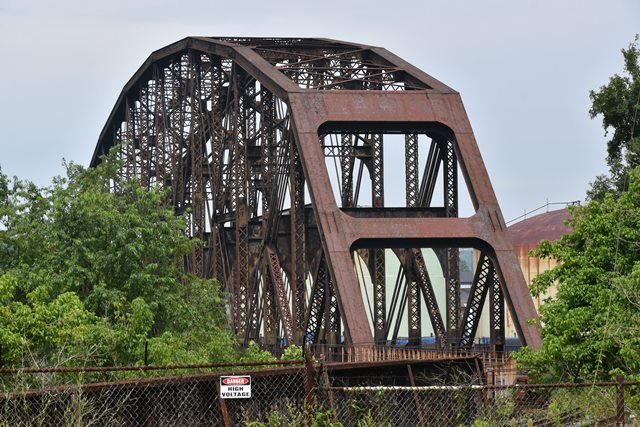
0, 361, 308, 426
323, 381, 638, 426
1, 359, 639, 426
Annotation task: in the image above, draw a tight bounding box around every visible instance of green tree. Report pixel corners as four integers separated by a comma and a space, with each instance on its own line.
588, 35, 640, 199
516, 167, 640, 381
516, 36, 640, 382
0, 151, 236, 368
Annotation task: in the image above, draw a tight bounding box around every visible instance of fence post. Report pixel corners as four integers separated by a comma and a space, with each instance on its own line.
407, 364, 425, 427
322, 366, 339, 423
217, 382, 232, 427
304, 349, 315, 427
616, 374, 625, 425
474, 357, 483, 385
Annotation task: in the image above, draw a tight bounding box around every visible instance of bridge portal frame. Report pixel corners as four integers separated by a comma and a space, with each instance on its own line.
92, 37, 541, 351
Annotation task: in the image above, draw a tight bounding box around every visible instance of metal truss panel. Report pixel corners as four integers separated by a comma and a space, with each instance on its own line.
459, 254, 492, 348
94, 37, 542, 351
266, 245, 294, 344
490, 269, 506, 352
411, 249, 447, 345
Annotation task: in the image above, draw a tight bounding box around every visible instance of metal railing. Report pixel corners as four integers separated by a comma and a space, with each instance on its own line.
305, 342, 484, 364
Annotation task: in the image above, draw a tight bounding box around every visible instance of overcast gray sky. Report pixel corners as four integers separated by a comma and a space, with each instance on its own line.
0, 0, 638, 222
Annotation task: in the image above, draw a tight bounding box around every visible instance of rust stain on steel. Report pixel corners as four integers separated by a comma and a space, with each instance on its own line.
92, 37, 541, 352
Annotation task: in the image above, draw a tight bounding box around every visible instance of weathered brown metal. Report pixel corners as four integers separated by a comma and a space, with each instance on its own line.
372, 248, 386, 344
411, 249, 447, 345
266, 245, 294, 344
290, 143, 307, 342
306, 254, 328, 343
92, 37, 542, 351
459, 254, 493, 347
490, 269, 506, 353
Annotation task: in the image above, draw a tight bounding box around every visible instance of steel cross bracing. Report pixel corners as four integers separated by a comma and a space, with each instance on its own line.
92, 37, 542, 352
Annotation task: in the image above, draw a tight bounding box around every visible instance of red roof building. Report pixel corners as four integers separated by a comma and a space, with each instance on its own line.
504, 208, 572, 335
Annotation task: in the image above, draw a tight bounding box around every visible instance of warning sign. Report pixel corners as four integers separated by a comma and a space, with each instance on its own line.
220, 376, 251, 399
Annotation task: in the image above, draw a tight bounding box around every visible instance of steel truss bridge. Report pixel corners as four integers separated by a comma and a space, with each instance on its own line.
91, 37, 541, 352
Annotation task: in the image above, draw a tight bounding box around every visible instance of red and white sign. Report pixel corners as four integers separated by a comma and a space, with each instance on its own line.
220, 376, 251, 399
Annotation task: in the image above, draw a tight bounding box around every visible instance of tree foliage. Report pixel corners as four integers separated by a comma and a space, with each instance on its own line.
518, 36, 640, 381
588, 35, 640, 199
0, 151, 238, 367
517, 167, 640, 382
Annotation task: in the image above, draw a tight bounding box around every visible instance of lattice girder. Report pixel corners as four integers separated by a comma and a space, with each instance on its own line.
93, 37, 541, 350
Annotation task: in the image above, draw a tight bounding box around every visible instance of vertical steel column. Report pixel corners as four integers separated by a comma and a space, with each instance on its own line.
443, 139, 460, 346
260, 91, 275, 226
489, 269, 506, 353
405, 134, 421, 345
372, 248, 386, 344
172, 57, 187, 211
233, 70, 250, 338
122, 98, 134, 182
261, 256, 278, 348
340, 134, 354, 207
130, 96, 142, 180
160, 63, 173, 197
258, 88, 276, 345
152, 64, 168, 193
371, 133, 384, 208
137, 83, 151, 189
207, 59, 226, 281
165, 58, 179, 210
244, 78, 263, 342
306, 255, 328, 343
405, 253, 421, 346
371, 133, 386, 345
327, 280, 341, 345
405, 134, 419, 207
245, 81, 258, 217
290, 143, 307, 344
189, 55, 205, 277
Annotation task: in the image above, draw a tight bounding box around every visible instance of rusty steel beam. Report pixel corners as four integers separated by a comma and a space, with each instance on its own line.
405, 134, 421, 346
459, 254, 492, 348
443, 139, 460, 347
265, 245, 294, 344
372, 248, 386, 344
490, 268, 506, 353
305, 254, 329, 343
290, 143, 307, 344
93, 37, 542, 352
405, 252, 421, 346
411, 249, 447, 346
